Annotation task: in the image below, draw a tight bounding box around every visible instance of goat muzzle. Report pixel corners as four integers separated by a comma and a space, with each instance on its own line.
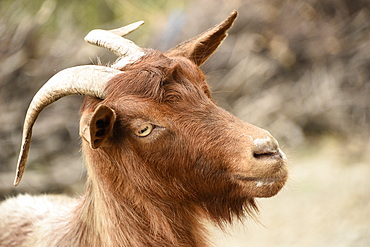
230, 122, 288, 198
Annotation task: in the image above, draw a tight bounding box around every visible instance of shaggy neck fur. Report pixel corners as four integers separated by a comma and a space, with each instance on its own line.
65, 145, 209, 247
65, 51, 259, 247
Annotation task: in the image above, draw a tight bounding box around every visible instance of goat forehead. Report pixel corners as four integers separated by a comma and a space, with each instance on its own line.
106, 52, 206, 96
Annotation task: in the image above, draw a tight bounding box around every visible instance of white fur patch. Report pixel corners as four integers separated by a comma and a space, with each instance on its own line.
256, 180, 275, 187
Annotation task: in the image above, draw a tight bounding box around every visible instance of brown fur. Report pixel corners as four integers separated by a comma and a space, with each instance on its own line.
72, 50, 286, 246
0, 12, 287, 247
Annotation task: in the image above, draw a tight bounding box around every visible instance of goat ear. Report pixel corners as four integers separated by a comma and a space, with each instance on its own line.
80, 105, 116, 149
165, 11, 237, 66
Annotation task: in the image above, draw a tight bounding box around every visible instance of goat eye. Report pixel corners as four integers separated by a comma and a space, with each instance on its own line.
135, 123, 153, 137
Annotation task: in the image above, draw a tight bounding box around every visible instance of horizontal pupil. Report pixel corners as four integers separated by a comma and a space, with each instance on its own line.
139, 126, 148, 134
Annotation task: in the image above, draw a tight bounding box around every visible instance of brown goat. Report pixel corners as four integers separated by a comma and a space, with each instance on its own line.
0, 11, 288, 247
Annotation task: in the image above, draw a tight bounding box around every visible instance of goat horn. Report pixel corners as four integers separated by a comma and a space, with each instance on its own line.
14, 65, 124, 186
84, 21, 145, 69
108, 21, 144, 37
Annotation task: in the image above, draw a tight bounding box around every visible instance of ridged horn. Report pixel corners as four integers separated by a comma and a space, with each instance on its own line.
14, 65, 123, 186
108, 21, 144, 37
84, 21, 145, 69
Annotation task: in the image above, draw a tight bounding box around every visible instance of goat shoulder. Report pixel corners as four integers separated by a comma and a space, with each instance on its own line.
0, 194, 77, 247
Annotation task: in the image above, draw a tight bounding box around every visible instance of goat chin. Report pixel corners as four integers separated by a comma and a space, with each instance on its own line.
1, 10, 288, 247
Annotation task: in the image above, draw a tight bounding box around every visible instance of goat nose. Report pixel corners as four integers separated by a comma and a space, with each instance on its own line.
252, 135, 283, 160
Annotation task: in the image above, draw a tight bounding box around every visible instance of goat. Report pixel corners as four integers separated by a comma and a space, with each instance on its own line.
0, 11, 288, 247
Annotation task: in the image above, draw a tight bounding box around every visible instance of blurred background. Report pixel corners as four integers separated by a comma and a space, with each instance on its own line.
0, 0, 369, 246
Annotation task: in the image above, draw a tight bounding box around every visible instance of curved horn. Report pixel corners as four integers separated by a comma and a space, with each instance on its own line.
14, 65, 123, 186
108, 20, 144, 37
84, 21, 145, 69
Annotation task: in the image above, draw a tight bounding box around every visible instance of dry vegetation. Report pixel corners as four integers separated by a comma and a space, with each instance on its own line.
0, 0, 369, 246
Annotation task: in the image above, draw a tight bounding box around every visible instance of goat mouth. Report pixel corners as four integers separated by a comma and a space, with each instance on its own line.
233, 172, 288, 198
233, 173, 287, 186
235, 175, 281, 183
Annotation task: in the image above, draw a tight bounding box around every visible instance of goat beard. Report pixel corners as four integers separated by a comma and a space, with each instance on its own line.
199, 195, 258, 227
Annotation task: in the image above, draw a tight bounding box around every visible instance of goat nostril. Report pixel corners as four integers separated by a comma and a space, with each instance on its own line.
252, 136, 281, 159
253, 151, 281, 159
